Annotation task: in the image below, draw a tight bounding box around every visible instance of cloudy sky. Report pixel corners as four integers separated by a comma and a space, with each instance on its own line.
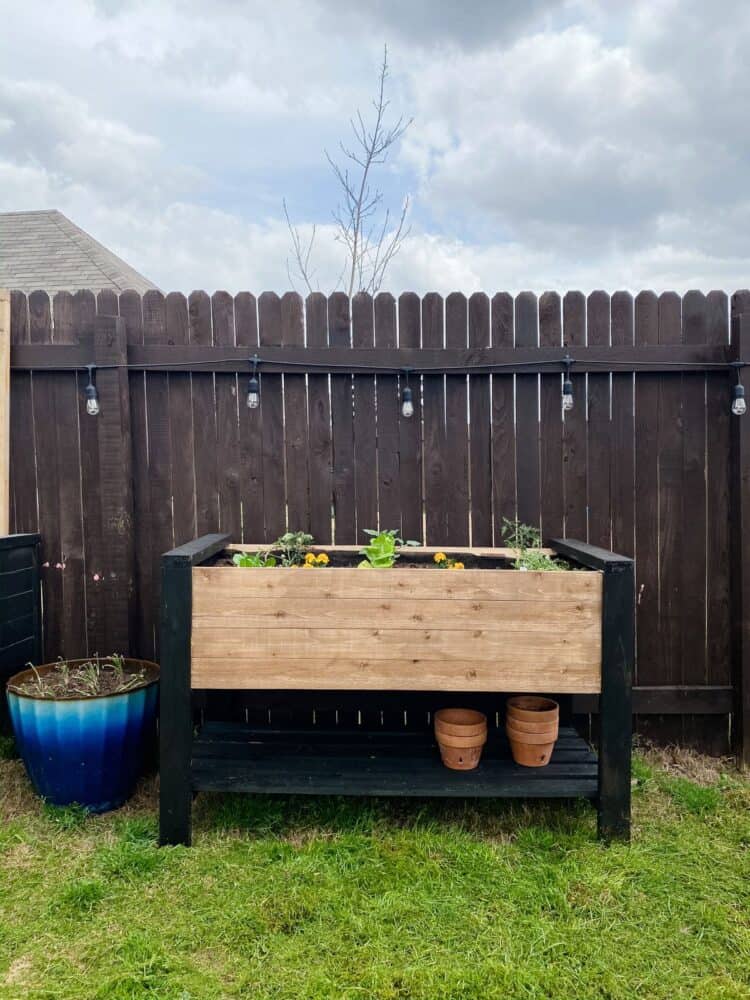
1, 0, 749, 294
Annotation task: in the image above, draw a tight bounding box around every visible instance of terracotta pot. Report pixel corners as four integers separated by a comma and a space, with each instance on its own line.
434, 708, 487, 771
437, 731, 487, 749
434, 708, 487, 738
506, 696, 559, 724
505, 698, 558, 767
505, 723, 558, 745
438, 744, 484, 770
508, 739, 555, 768
504, 714, 559, 736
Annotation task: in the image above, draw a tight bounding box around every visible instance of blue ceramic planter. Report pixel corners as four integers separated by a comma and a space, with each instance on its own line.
7, 659, 159, 813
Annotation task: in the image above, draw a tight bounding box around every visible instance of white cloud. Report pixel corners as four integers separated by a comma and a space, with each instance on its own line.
0, 0, 749, 295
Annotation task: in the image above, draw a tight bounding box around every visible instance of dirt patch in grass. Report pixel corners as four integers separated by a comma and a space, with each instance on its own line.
639, 741, 734, 785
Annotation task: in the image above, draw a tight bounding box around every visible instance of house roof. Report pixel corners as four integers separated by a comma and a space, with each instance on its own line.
0, 209, 157, 295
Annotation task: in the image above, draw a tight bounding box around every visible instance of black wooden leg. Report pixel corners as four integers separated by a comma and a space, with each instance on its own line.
159, 554, 193, 846
597, 559, 635, 841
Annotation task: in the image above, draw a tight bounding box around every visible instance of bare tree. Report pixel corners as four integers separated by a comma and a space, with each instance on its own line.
285, 45, 412, 298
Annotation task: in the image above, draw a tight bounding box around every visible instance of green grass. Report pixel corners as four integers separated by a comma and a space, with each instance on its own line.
0, 750, 749, 999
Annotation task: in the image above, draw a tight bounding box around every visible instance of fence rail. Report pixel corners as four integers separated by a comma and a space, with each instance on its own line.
6, 287, 750, 758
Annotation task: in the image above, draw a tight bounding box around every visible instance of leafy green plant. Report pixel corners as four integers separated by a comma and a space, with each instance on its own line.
358, 529, 418, 569
232, 550, 277, 568
274, 532, 314, 567
500, 517, 568, 572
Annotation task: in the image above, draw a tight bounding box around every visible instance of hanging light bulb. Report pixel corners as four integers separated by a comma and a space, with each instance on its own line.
732, 383, 746, 416
401, 369, 414, 418
561, 355, 574, 412
84, 365, 100, 416
247, 355, 260, 409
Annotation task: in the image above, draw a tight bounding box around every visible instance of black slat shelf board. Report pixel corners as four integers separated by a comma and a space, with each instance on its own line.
191, 724, 598, 799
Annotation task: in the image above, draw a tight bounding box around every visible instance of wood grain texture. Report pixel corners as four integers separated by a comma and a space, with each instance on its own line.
190, 564, 602, 692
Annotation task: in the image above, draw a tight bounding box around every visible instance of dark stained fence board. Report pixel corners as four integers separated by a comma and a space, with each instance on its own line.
491, 293, 516, 540
515, 292, 540, 529
586, 291, 611, 550
469, 293, 492, 546
282, 292, 310, 534
562, 291, 587, 540
444, 293, 470, 545
352, 293, 377, 542
374, 293, 400, 534
538, 291, 563, 542
5, 288, 743, 755
212, 292, 242, 541
306, 293, 332, 543
190, 290, 219, 536
258, 293, 287, 541
397, 293, 423, 542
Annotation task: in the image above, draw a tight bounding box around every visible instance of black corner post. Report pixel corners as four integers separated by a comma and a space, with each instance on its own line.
159, 550, 193, 846
597, 557, 635, 841
159, 533, 230, 847
551, 539, 635, 841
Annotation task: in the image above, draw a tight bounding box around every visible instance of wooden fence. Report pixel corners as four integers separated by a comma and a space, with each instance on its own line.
6, 287, 750, 758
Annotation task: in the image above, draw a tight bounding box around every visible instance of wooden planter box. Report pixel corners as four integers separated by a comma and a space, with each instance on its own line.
160, 535, 634, 847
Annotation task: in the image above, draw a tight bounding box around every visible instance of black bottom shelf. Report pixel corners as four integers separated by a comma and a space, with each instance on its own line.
191, 724, 598, 799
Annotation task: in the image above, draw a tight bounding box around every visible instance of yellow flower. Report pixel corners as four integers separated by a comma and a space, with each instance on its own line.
304, 552, 317, 565
451, 562, 465, 570
302, 560, 314, 568
316, 553, 330, 565
434, 552, 447, 563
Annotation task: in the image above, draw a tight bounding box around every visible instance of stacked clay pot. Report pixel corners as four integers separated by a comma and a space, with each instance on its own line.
506, 696, 559, 767
434, 708, 487, 771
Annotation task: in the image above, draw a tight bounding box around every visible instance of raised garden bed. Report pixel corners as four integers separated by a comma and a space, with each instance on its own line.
160, 534, 634, 846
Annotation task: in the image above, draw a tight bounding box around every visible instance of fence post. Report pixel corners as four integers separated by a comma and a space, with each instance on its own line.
730, 303, 750, 768
93, 314, 136, 655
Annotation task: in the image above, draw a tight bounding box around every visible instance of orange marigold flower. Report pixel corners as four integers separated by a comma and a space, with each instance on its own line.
434, 552, 447, 563
316, 553, 330, 565
304, 552, 317, 565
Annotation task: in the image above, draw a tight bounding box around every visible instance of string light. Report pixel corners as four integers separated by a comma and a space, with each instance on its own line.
562, 354, 574, 412
401, 368, 414, 419
84, 365, 100, 416
247, 354, 260, 410
731, 362, 747, 416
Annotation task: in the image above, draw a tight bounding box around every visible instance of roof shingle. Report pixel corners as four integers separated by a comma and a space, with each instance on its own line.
0, 210, 157, 295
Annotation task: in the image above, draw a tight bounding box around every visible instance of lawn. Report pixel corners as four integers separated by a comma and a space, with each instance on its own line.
0, 744, 748, 1000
